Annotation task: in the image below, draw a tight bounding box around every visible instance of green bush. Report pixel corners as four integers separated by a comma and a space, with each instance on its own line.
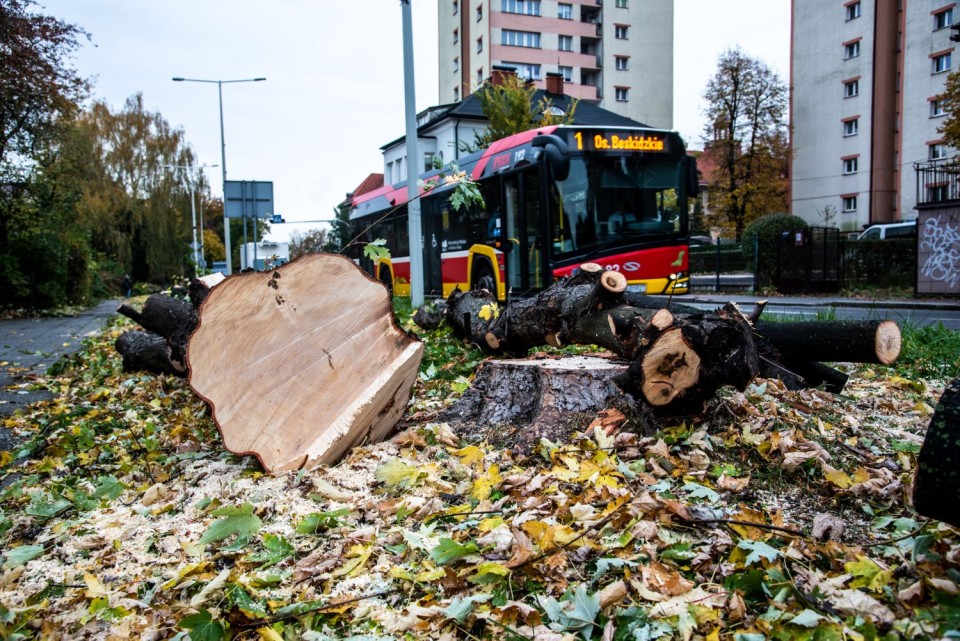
741, 213, 809, 289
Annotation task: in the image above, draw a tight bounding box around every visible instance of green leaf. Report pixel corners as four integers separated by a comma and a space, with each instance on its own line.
789, 609, 826, 628
375, 459, 422, 491
430, 538, 479, 565
246, 533, 294, 569
661, 542, 695, 561
591, 557, 638, 582
3, 544, 44, 570
179, 609, 226, 641
197, 502, 262, 547
444, 593, 491, 623
25, 493, 71, 518
363, 239, 390, 262
296, 508, 350, 534
538, 584, 600, 635
273, 599, 326, 618
682, 481, 719, 502
737, 539, 782, 566
93, 475, 125, 500
225, 584, 269, 619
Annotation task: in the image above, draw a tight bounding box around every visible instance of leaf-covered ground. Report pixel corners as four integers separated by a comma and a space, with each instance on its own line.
0, 311, 959, 640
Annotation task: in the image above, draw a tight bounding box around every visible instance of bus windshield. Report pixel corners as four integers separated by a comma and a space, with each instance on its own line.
550, 154, 687, 261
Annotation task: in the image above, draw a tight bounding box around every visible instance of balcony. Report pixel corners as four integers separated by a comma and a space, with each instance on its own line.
916, 159, 960, 207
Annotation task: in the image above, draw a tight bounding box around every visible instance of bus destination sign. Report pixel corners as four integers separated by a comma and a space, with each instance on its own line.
571, 130, 668, 153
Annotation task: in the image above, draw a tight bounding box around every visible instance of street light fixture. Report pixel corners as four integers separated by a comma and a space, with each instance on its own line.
172, 76, 266, 275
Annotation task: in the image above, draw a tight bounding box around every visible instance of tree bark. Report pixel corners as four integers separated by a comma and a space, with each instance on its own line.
754, 319, 901, 365
187, 253, 423, 473
114, 330, 184, 376
913, 378, 960, 527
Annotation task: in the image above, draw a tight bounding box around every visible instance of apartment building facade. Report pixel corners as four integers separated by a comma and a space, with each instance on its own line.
438, 0, 674, 129
792, 0, 956, 232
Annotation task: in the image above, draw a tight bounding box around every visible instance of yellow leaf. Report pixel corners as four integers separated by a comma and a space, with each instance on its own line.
415, 567, 447, 582
257, 628, 284, 641
478, 517, 504, 532
470, 464, 501, 501
823, 466, 853, 489
0, 451, 11, 467
332, 544, 373, 578
83, 572, 106, 598
455, 445, 485, 467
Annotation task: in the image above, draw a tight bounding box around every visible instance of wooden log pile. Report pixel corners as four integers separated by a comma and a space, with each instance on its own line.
431, 263, 902, 427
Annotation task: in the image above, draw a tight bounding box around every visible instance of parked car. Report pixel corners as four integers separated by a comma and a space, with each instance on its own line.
857, 220, 917, 240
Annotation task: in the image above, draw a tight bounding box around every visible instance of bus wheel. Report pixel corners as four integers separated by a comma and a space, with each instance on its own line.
379, 269, 393, 295
472, 261, 496, 293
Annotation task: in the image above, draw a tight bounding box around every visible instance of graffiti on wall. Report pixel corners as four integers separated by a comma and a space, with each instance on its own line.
919, 212, 960, 292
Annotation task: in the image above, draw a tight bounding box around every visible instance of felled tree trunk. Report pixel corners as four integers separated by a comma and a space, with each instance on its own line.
187, 253, 423, 473
913, 378, 960, 527
443, 264, 760, 415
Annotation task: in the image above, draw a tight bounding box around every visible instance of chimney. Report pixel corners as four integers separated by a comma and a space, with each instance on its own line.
545, 72, 564, 96
490, 65, 518, 87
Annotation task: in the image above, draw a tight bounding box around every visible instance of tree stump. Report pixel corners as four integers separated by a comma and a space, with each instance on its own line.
440, 354, 649, 450
187, 253, 423, 473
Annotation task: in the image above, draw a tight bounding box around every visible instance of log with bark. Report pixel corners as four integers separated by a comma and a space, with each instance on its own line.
115, 273, 222, 375
429, 263, 903, 439
913, 378, 960, 527
187, 253, 423, 473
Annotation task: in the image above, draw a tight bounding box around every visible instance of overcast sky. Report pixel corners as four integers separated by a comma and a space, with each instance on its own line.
39, 0, 791, 244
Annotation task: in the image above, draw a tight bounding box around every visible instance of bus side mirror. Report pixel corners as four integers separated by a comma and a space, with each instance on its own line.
532, 134, 570, 181
684, 156, 700, 198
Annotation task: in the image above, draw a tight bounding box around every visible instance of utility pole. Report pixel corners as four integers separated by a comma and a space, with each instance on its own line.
400, 0, 424, 307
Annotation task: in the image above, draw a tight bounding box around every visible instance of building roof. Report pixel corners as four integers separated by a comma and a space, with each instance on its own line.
349, 173, 384, 198
380, 88, 647, 151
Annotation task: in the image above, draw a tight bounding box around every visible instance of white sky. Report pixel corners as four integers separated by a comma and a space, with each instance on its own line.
38, 0, 790, 244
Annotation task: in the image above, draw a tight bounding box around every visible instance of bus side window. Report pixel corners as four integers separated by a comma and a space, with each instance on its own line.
481, 182, 502, 246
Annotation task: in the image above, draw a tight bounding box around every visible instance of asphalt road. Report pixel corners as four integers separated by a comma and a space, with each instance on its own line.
0, 299, 120, 451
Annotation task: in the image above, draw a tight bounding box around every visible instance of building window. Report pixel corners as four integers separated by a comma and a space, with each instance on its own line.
844, 78, 859, 97
928, 183, 950, 201
501, 29, 540, 48
477, 68, 484, 84
615, 25, 629, 39
502, 0, 541, 15
453, 0, 458, 14
616, 0, 628, 7
454, 86, 460, 101
559, 66, 573, 82
477, 36, 483, 53
615, 87, 629, 101
931, 97, 947, 117
843, 157, 858, 174
844, 40, 861, 59
930, 142, 948, 159
558, 3, 573, 19
453, 28, 458, 44
842, 195, 858, 212
936, 8, 954, 30
453, 57, 459, 72
933, 51, 953, 74
558, 35, 572, 51
615, 56, 629, 71
845, 1, 861, 20
504, 62, 541, 80
843, 118, 859, 136
476, 3, 482, 21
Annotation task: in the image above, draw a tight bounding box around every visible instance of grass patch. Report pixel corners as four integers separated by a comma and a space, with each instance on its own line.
896, 321, 960, 380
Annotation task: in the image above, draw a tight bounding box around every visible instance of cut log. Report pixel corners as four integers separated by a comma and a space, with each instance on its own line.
115, 330, 184, 376
189, 272, 226, 308
754, 319, 901, 365
187, 253, 423, 473
913, 378, 960, 527
440, 354, 648, 449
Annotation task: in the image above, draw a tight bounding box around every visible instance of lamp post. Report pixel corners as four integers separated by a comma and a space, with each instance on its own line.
162, 163, 218, 274
172, 76, 266, 275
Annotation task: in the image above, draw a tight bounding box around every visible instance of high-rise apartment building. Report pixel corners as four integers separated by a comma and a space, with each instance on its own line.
792, 1, 956, 231
438, 0, 674, 129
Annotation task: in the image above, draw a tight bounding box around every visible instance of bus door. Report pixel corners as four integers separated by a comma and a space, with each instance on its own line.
418, 197, 444, 296
502, 168, 547, 294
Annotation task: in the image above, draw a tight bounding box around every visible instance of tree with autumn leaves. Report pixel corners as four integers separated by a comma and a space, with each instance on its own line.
700, 48, 790, 240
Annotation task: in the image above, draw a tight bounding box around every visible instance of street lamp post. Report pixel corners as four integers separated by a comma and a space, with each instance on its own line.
172, 76, 266, 275
163, 163, 217, 274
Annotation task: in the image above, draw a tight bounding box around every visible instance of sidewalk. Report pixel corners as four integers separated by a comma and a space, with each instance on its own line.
1, 299, 121, 450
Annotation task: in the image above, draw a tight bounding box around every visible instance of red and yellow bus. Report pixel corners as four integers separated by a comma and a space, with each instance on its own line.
349, 125, 698, 300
